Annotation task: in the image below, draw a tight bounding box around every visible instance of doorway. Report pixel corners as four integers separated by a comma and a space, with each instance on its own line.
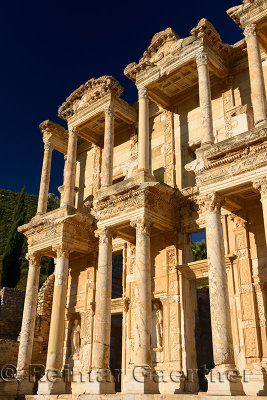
194, 279, 215, 391
110, 313, 123, 392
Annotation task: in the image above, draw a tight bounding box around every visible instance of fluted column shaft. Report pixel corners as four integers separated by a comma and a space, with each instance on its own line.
196, 51, 214, 145
253, 178, 267, 247
138, 87, 150, 171
131, 217, 152, 366
244, 24, 267, 127
101, 105, 114, 187
45, 245, 70, 372
62, 128, 78, 206
204, 193, 234, 366
17, 253, 41, 377
92, 228, 113, 369
37, 137, 53, 214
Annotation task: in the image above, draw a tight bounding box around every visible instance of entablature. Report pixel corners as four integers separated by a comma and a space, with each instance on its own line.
18, 206, 96, 257
39, 120, 68, 154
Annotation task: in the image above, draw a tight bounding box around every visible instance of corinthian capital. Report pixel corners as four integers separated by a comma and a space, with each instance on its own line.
52, 244, 72, 258
95, 227, 113, 244
68, 126, 78, 138
199, 192, 224, 214
244, 23, 256, 38
196, 51, 209, 67
104, 104, 114, 118
130, 216, 152, 236
43, 132, 53, 151
253, 177, 267, 199
26, 252, 42, 268
138, 86, 148, 100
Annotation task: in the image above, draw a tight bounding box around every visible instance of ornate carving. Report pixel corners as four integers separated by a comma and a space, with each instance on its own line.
58, 76, 123, 120
104, 104, 114, 118
130, 124, 138, 158
198, 192, 224, 214
71, 319, 81, 358
26, 252, 42, 268
196, 51, 209, 67
69, 127, 78, 138
130, 216, 152, 236
152, 302, 163, 349
43, 133, 53, 152
138, 86, 148, 99
244, 23, 256, 38
53, 244, 71, 258
92, 144, 102, 194
95, 227, 113, 244
253, 177, 267, 198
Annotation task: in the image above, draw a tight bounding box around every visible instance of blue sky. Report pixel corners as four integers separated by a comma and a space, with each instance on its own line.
0, 0, 243, 196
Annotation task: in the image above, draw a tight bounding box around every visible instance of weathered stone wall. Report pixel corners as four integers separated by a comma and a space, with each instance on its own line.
0, 339, 19, 367
0, 287, 25, 340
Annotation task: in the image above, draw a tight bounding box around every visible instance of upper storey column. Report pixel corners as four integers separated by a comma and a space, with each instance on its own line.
253, 177, 267, 247
138, 86, 150, 172
101, 105, 114, 187
244, 24, 267, 127
196, 51, 214, 145
62, 127, 78, 207
37, 134, 53, 214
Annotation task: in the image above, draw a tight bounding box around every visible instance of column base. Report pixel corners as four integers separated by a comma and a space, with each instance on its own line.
207, 364, 245, 396
37, 374, 65, 395
124, 365, 159, 394
242, 366, 267, 396
85, 369, 115, 394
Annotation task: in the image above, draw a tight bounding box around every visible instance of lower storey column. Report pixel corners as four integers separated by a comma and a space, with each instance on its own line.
253, 177, 267, 247
85, 227, 115, 394
203, 193, 244, 395
37, 244, 71, 395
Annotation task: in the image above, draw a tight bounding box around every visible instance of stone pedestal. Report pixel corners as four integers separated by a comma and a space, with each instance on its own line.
244, 24, 267, 127
16, 252, 41, 395
37, 137, 53, 215
137, 87, 150, 172
196, 51, 214, 145
62, 128, 78, 207
101, 105, 114, 187
86, 228, 115, 394
37, 245, 70, 395
203, 193, 244, 395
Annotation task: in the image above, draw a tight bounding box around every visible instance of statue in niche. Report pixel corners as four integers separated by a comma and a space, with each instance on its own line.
152, 302, 163, 349
71, 319, 81, 358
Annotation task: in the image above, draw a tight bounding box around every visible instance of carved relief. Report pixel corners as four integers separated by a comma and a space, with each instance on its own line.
163, 110, 176, 187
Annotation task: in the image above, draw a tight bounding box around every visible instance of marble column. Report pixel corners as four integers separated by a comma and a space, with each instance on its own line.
138, 87, 150, 172
204, 193, 243, 395
125, 217, 157, 394
253, 177, 267, 247
244, 24, 267, 127
101, 105, 114, 187
37, 135, 53, 214
38, 245, 70, 395
196, 51, 214, 145
86, 227, 114, 394
62, 127, 78, 206
16, 253, 41, 391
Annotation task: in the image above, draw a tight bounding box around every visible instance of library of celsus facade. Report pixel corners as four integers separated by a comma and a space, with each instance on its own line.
9, 0, 267, 398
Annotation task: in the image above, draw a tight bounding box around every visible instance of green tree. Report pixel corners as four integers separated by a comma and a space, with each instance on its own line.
192, 240, 207, 261
1, 186, 26, 287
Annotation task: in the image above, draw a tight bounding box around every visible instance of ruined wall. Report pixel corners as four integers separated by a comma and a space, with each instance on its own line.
0, 287, 25, 340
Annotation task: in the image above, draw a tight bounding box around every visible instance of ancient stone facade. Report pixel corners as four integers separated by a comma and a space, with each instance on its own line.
4, 0, 267, 398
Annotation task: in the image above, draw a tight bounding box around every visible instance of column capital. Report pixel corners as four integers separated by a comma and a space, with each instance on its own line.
26, 252, 42, 267
199, 192, 224, 214
253, 177, 267, 199
130, 216, 153, 236
43, 132, 53, 151
196, 50, 209, 67
52, 243, 72, 258
138, 86, 148, 100
244, 23, 257, 38
95, 227, 113, 243
104, 104, 114, 118
68, 126, 78, 138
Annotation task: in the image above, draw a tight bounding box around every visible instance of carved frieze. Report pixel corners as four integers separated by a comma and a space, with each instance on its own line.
163, 110, 176, 187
